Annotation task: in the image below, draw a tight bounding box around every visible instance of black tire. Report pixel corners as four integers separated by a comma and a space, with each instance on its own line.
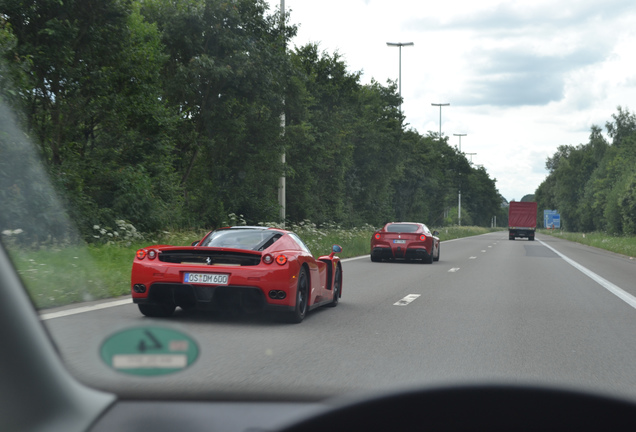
370, 254, 379, 262
529, 236, 535, 241
328, 265, 341, 307
509, 236, 515, 240
423, 248, 434, 264
286, 267, 309, 323
138, 302, 175, 318
433, 243, 440, 262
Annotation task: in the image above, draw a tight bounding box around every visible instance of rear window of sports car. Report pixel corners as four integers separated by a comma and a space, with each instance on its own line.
200, 229, 281, 251
386, 223, 419, 233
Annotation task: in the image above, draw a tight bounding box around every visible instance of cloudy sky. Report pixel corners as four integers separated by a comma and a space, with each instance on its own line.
265, 0, 636, 202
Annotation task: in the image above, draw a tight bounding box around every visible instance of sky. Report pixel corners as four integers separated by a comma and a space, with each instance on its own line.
265, 0, 636, 202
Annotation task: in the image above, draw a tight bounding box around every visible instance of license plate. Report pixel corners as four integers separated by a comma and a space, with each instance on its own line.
393, 240, 406, 244
184, 273, 229, 285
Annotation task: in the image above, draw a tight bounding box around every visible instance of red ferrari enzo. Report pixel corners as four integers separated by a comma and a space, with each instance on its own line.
370, 222, 440, 263
131, 226, 342, 323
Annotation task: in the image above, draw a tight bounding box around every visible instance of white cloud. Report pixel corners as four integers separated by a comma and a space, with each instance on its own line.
266, 0, 636, 201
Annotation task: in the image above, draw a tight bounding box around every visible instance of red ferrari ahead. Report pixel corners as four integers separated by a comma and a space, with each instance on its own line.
370, 222, 440, 263
131, 226, 342, 323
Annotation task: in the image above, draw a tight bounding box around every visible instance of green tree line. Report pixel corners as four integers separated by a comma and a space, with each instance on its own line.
0, 0, 504, 242
536, 107, 636, 234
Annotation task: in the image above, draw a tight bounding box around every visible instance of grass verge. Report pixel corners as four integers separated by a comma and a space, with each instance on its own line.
539, 229, 636, 258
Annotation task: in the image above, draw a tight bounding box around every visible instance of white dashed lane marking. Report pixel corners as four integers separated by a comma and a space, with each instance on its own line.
394, 294, 421, 306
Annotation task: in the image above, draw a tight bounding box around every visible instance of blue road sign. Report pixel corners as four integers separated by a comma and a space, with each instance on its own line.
544, 210, 561, 228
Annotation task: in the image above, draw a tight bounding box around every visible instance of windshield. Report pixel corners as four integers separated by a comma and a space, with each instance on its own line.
386, 224, 420, 233
200, 229, 281, 251
2, 0, 636, 406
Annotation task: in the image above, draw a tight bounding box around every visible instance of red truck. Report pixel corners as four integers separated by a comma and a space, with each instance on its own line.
508, 201, 537, 241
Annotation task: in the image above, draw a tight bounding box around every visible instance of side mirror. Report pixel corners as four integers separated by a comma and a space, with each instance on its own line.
332, 244, 342, 253
432, 231, 439, 236
191, 241, 199, 246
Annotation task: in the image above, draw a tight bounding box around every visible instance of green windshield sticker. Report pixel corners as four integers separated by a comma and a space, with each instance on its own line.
101, 326, 198, 376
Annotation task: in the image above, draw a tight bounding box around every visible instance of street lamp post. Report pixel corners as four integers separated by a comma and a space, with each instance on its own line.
453, 133, 466, 153
458, 187, 462, 226
452, 132, 467, 226
431, 103, 450, 140
387, 42, 414, 112
465, 152, 477, 164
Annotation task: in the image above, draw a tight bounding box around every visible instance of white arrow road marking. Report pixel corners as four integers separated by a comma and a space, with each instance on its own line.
448, 268, 460, 272
394, 294, 421, 306
469, 256, 477, 260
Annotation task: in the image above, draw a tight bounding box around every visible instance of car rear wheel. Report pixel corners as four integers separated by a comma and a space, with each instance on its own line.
433, 243, 440, 262
423, 249, 434, 264
286, 267, 309, 323
328, 265, 341, 307
138, 302, 176, 318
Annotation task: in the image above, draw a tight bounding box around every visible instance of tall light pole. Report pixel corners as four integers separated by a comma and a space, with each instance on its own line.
465, 152, 477, 164
453, 133, 466, 153
452, 132, 468, 226
387, 42, 414, 112
278, 0, 286, 226
431, 103, 449, 140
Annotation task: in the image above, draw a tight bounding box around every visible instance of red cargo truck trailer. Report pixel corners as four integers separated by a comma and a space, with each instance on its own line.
508, 201, 537, 241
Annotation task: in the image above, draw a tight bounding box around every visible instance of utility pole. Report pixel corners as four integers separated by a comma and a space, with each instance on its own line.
278, 0, 286, 226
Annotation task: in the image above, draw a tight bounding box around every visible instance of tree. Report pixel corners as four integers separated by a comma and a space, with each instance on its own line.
284, 44, 361, 224
140, 0, 293, 226
536, 108, 635, 233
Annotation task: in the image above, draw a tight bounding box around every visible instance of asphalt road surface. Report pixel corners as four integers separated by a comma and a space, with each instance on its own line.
42, 232, 636, 401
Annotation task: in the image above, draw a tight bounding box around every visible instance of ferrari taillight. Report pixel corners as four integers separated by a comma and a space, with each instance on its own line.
276, 254, 288, 265
374, 233, 381, 240
263, 254, 273, 264
419, 234, 427, 241
136, 249, 146, 260
148, 250, 157, 260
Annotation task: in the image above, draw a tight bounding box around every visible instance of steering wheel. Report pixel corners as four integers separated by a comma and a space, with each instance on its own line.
278, 384, 636, 431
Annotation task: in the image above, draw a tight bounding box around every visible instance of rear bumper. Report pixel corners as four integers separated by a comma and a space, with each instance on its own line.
133, 283, 295, 312
371, 246, 431, 261
508, 228, 535, 238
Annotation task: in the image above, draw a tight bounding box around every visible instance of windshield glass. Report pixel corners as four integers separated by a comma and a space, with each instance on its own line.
200, 229, 280, 250
386, 224, 419, 233
2, 0, 636, 406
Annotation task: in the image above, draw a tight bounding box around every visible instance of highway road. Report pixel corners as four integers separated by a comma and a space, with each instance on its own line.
42, 232, 636, 400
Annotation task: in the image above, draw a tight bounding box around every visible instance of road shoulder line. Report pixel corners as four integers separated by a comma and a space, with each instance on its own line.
40, 298, 132, 320
538, 239, 636, 310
